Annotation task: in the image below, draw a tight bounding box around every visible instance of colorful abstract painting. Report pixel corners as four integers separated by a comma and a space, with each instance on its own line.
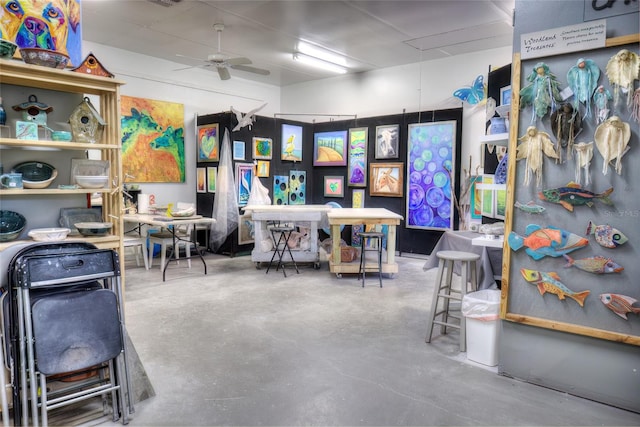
198, 123, 219, 162
314, 130, 347, 166
1, 0, 83, 66
207, 167, 217, 193
406, 121, 456, 230
289, 170, 306, 205
196, 168, 206, 193
281, 124, 303, 161
121, 96, 185, 182
273, 175, 289, 205
252, 137, 273, 160
348, 127, 368, 187
351, 189, 365, 247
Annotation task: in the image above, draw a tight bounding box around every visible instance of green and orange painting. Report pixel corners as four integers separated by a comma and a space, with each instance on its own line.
121, 96, 185, 182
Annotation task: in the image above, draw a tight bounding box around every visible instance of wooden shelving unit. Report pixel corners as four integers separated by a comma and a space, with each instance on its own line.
0, 59, 125, 254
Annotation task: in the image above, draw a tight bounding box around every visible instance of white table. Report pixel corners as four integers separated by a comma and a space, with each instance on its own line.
423, 230, 504, 290
123, 214, 215, 281
242, 205, 331, 268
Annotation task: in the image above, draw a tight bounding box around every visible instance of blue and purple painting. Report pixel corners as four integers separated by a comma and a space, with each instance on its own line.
406, 121, 457, 230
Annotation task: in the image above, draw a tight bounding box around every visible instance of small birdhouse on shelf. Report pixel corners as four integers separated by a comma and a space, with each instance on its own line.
69, 97, 106, 143
12, 94, 52, 126
71, 52, 115, 78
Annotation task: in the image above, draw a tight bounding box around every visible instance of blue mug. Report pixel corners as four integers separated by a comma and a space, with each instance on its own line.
0, 172, 23, 189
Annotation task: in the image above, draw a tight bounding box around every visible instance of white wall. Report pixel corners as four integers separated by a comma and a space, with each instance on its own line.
83, 41, 281, 207
85, 41, 511, 206
282, 46, 513, 175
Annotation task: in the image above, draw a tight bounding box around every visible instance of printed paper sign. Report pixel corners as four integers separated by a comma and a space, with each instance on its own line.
520, 19, 606, 59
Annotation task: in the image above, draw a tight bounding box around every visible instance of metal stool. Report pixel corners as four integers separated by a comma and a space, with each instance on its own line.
266, 224, 299, 277
425, 250, 479, 351
358, 231, 385, 287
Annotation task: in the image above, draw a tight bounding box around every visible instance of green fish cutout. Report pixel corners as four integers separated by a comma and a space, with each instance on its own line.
538, 182, 613, 212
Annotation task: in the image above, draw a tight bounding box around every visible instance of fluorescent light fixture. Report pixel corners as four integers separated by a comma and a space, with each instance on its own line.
297, 42, 347, 66
293, 52, 348, 74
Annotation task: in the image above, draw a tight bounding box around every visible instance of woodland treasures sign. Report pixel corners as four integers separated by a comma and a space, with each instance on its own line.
520, 20, 606, 59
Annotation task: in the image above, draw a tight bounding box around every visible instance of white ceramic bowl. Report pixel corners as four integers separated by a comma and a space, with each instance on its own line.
74, 222, 113, 236
75, 175, 109, 189
28, 227, 70, 241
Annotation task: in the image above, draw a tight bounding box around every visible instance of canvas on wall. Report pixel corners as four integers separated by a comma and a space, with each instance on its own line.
281, 124, 303, 161
235, 163, 254, 207
121, 96, 185, 183
348, 127, 368, 187
406, 121, 456, 230
289, 170, 306, 204
1, 0, 83, 66
375, 124, 399, 159
198, 123, 219, 162
273, 175, 289, 205
313, 130, 347, 166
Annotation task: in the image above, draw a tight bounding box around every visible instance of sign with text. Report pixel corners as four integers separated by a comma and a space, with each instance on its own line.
520, 19, 606, 59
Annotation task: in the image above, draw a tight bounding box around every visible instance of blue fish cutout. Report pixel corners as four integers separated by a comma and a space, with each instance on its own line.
453, 75, 485, 105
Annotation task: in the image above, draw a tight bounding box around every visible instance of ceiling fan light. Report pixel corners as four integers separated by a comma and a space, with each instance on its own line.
293, 52, 348, 74
297, 42, 347, 66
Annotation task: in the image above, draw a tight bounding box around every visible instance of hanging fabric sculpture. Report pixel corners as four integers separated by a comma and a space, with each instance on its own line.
516, 126, 559, 187
632, 88, 640, 123
550, 103, 582, 163
572, 142, 594, 186
520, 62, 563, 121
566, 58, 600, 119
592, 85, 613, 124
210, 128, 240, 252
594, 116, 631, 176
605, 49, 640, 108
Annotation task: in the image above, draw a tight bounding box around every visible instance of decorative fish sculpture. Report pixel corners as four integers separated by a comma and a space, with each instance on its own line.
520, 268, 590, 307
586, 221, 628, 249
508, 224, 589, 260
514, 201, 546, 214
538, 181, 613, 212
563, 254, 623, 274
599, 293, 640, 320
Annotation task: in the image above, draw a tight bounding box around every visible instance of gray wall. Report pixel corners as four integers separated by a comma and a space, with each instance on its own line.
499, 0, 640, 413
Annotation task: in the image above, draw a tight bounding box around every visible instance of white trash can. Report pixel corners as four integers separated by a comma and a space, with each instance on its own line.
461, 289, 501, 366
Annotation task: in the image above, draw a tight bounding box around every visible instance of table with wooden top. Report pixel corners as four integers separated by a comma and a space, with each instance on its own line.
123, 213, 215, 281
326, 208, 403, 277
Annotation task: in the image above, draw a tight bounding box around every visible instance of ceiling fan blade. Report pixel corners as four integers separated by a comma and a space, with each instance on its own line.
231, 64, 271, 76
226, 57, 252, 66
217, 66, 231, 80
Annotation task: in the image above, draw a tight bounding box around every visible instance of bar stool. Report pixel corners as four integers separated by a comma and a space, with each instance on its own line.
358, 231, 385, 287
425, 250, 479, 351
266, 224, 299, 277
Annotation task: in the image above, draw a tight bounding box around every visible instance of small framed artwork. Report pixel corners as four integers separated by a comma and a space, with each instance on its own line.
197, 123, 219, 162
348, 127, 368, 187
16, 121, 38, 140
500, 85, 512, 106
324, 176, 344, 198
481, 174, 495, 218
196, 167, 206, 193
273, 175, 289, 205
370, 163, 403, 197
351, 189, 366, 246
313, 130, 347, 166
235, 163, 254, 207
281, 123, 303, 161
256, 160, 270, 178
495, 186, 507, 220
238, 214, 255, 245
207, 167, 217, 193
375, 124, 399, 159
252, 137, 273, 160
233, 140, 245, 160
289, 170, 306, 204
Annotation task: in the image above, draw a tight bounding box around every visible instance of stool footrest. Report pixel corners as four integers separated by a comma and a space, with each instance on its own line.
433, 320, 461, 330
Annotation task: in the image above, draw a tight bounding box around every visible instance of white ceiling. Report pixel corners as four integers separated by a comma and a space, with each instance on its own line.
81, 0, 514, 87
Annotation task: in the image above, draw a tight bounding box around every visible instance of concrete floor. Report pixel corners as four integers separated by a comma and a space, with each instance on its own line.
97, 252, 639, 426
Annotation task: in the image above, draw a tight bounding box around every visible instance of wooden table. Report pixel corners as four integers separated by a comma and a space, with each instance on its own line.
326, 208, 403, 277
123, 214, 215, 281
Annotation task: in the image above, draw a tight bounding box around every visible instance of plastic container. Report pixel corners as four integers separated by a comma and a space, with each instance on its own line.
461, 289, 501, 366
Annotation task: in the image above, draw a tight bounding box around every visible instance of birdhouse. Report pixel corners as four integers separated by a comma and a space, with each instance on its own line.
12, 94, 52, 126
71, 52, 115, 78
69, 97, 106, 143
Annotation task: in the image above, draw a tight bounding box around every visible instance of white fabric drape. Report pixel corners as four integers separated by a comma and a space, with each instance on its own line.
209, 128, 239, 251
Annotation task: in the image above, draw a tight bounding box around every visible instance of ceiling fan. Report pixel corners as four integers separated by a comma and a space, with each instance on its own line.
179, 23, 270, 80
